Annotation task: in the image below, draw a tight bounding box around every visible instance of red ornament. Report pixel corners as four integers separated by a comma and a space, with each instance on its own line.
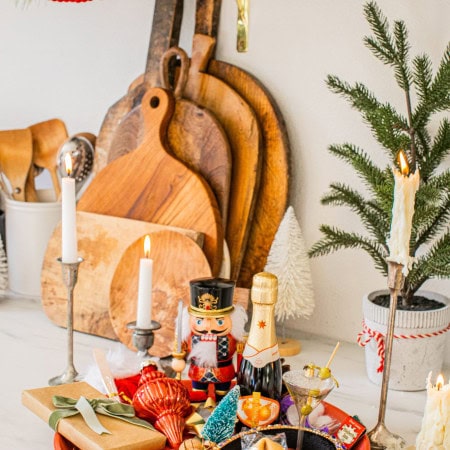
133, 377, 192, 448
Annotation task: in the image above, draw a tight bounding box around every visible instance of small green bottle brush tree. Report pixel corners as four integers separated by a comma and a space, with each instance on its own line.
309, 1, 450, 307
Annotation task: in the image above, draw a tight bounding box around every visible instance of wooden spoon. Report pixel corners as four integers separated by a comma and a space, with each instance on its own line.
29, 118, 68, 199
0, 128, 33, 201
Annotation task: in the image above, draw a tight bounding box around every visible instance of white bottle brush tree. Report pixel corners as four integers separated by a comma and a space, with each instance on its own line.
265, 206, 315, 339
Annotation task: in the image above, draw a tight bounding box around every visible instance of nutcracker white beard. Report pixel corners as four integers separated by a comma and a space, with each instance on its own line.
189, 339, 218, 368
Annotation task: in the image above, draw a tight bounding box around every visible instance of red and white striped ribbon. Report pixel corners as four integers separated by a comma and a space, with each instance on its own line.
357, 320, 450, 373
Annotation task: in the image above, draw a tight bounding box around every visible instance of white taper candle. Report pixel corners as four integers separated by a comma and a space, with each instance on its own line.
387, 151, 420, 275
61, 153, 78, 263
136, 235, 153, 329
416, 373, 450, 449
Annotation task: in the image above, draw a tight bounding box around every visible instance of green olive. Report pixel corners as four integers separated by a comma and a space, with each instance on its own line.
319, 367, 331, 379
301, 404, 313, 416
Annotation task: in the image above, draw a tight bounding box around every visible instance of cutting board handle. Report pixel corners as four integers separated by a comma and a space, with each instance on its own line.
159, 47, 190, 99
144, 0, 184, 87
190, 34, 216, 74
141, 88, 175, 148
195, 0, 221, 39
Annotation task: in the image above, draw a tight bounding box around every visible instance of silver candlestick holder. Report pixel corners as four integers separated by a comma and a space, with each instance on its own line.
49, 257, 84, 386
126, 320, 161, 358
368, 261, 406, 449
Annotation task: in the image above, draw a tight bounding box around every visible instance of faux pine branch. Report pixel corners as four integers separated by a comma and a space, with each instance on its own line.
309, 1, 450, 305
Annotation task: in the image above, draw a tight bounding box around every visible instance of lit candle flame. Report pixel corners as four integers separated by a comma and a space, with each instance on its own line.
436, 374, 445, 390
65, 153, 73, 177
144, 235, 151, 258
397, 150, 410, 176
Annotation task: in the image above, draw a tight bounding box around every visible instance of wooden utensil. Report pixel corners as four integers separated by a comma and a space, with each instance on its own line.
184, 33, 262, 281
0, 128, 34, 201
109, 230, 212, 357
93, 0, 183, 176
41, 211, 204, 340
77, 87, 223, 275
108, 46, 232, 229
197, 0, 290, 287
29, 118, 68, 199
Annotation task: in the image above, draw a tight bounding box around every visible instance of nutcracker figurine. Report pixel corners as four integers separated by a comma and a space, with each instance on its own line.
182, 278, 247, 401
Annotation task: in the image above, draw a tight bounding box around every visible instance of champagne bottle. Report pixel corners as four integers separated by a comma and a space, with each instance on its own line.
237, 272, 283, 400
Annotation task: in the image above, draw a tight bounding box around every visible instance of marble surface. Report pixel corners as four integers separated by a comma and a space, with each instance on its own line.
1, 294, 443, 449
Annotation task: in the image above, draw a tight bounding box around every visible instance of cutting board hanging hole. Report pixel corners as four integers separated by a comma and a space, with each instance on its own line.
150, 96, 160, 108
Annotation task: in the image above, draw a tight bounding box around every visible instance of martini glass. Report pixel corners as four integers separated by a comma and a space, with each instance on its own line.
283, 365, 337, 450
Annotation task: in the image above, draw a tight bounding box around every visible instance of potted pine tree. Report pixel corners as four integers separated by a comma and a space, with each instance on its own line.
309, 1, 450, 390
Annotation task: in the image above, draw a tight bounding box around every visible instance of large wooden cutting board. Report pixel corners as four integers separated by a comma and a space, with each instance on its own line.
78, 87, 223, 276
183, 33, 261, 280
109, 231, 212, 357
93, 0, 183, 176
211, 61, 290, 288
195, 0, 290, 287
107, 47, 232, 229
41, 211, 203, 340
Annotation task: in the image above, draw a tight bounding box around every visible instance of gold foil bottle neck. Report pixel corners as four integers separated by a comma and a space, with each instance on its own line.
251, 272, 278, 305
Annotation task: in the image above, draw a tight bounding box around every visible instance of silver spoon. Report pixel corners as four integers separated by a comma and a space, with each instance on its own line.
57, 134, 95, 194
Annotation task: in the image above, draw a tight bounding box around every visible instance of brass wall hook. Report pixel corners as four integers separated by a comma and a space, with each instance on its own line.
236, 0, 249, 52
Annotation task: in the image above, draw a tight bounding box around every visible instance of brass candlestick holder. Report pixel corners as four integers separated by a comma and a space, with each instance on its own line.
368, 261, 406, 449
49, 257, 84, 386
126, 320, 161, 358
171, 350, 186, 380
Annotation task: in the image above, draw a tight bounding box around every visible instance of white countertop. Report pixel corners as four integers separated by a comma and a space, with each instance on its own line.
0, 294, 437, 449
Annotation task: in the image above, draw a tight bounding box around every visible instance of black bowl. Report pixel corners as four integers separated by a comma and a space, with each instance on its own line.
218, 426, 344, 450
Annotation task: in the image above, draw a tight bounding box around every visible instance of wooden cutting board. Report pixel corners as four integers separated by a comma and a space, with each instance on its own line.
109, 231, 212, 357
183, 33, 261, 280
195, 0, 290, 287
211, 61, 290, 288
107, 47, 232, 229
41, 211, 203, 340
109, 231, 250, 357
77, 87, 223, 276
93, 0, 183, 176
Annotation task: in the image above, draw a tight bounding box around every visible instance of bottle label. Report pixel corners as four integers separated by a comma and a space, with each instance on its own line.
242, 342, 280, 368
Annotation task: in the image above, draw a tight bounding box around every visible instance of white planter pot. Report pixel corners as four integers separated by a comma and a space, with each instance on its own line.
360, 290, 450, 391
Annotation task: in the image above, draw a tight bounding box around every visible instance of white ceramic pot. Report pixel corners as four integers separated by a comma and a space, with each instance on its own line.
5, 189, 61, 297
360, 290, 450, 391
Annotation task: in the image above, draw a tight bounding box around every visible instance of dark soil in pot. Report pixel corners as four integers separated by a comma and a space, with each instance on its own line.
373, 294, 446, 311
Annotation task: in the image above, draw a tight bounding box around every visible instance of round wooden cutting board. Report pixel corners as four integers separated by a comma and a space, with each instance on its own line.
109, 230, 212, 357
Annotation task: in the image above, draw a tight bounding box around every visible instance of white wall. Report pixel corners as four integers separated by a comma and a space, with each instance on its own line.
1, 0, 449, 363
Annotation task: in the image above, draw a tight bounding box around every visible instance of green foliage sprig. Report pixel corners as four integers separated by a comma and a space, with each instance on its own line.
309, 1, 450, 305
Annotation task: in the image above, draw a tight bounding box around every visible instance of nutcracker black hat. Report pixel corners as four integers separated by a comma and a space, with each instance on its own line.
189, 277, 235, 317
